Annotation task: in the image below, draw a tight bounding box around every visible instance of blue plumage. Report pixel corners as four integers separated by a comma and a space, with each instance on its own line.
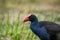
30, 20, 50, 40
23, 14, 60, 40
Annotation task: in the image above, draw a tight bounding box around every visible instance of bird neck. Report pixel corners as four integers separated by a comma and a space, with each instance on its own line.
30, 20, 40, 31
30, 20, 39, 33
30, 21, 50, 40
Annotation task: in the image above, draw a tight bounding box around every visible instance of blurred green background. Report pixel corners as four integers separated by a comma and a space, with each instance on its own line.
0, 0, 60, 40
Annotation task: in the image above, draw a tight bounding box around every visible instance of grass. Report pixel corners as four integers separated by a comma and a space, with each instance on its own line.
0, 13, 40, 40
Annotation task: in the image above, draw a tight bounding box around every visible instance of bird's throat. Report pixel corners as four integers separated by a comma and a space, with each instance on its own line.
30, 21, 50, 40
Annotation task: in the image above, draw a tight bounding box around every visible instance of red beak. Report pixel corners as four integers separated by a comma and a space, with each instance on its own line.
23, 17, 29, 22
22, 14, 31, 22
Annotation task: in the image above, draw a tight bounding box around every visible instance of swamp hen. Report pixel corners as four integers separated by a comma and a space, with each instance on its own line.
23, 14, 60, 40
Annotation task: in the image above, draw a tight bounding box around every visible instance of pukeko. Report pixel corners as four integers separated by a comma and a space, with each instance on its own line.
23, 14, 60, 40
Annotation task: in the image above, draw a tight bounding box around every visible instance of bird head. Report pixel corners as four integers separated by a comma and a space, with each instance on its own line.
23, 14, 38, 23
